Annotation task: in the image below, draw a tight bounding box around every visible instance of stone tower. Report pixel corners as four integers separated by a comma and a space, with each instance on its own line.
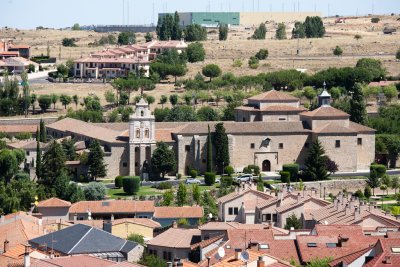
129, 98, 156, 177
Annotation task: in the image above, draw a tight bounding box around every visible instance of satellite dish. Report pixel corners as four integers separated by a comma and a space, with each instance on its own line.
240, 251, 249, 262
324, 220, 328, 225
217, 247, 225, 258
208, 213, 213, 219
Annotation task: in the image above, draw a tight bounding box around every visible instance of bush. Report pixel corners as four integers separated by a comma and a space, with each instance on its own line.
204, 172, 216, 185
280, 171, 291, 184
354, 189, 364, 199
115, 176, 123, 188
247, 164, 260, 175
248, 56, 259, 69
221, 176, 233, 186
370, 164, 386, 178
255, 49, 269, 60
371, 17, 380, 23
122, 176, 141, 195
84, 182, 107, 200
127, 233, 145, 246
243, 167, 251, 174
62, 38, 77, 47
282, 164, 299, 182
224, 165, 234, 176
187, 42, 205, 63
232, 59, 242, 67
189, 169, 198, 178
15, 132, 32, 140
156, 182, 172, 190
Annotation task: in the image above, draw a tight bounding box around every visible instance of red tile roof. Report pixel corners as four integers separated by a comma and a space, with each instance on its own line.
153, 206, 203, 219
328, 247, 372, 267
69, 200, 155, 214
147, 228, 201, 248
300, 106, 349, 119
28, 255, 144, 267
248, 90, 299, 102
37, 198, 71, 208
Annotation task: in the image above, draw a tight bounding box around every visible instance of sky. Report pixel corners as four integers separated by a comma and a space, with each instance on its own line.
1, 0, 399, 29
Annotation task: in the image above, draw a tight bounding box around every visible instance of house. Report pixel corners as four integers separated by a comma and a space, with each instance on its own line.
0, 243, 49, 267
153, 206, 204, 227
0, 39, 31, 59
0, 57, 38, 74
29, 224, 144, 262
146, 227, 201, 262
68, 200, 155, 220
36, 198, 71, 221
217, 188, 275, 223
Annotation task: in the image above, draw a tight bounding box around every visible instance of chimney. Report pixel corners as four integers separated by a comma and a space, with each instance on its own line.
334, 198, 338, 209
73, 213, 77, 223
24, 245, 31, 267
354, 207, 360, 221
167, 262, 173, 267
0, 214, 4, 224
111, 214, 114, 222
207, 256, 211, 267
345, 204, 350, 216
297, 192, 301, 203
383, 255, 392, 264
172, 221, 177, 229
338, 235, 349, 247
257, 256, 265, 267
4, 239, 9, 253
103, 220, 112, 233
234, 248, 242, 260
349, 200, 354, 211
57, 219, 62, 231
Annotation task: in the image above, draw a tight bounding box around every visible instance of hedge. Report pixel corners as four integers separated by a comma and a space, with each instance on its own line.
224, 165, 234, 176
221, 176, 233, 186
156, 181, 172, 190
370, 164, 386, 178
190, 169, 198, 178
204, 172, 216, 185
122, 176, 141, 195
282, 164, 299, 182
115, 176, 123, 188
280, 171, 291, 184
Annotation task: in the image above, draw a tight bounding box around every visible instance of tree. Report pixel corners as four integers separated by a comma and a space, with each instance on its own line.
255, 49, 268, 60
36, 138, 42, 179
122, 176, 141, 195
219, 23, 228, 41
165, 106, 197, 122
202, 64, 222, 82
169, 94, 178, 106
192, 184, 201, 204
257, 175, 264, 192
118, 32, 136, 45
369, 164, 386, 195
39, 119, 46, 142
151, 142, 176, 178
38, 95, 52, 112
248, 56, 259, 69
382, 85, 398, 102
176, 182, 187, 206
87, 140, 107, 181
127, 233, 145, 246
275, 23, 287, 40
30, 94, 37, 114
61, 139, 77, 161
72, 23, 81, 30
104, 90, 116, 105
396, 48, 400, 60
169, 64, 186, 83
160, 95, 167, 108
214, 123, 230, 174
303, 86, 317, 104
391, 177, 400, 194
356, 58, 386, 81
333, 46, 343, 57
306, 257, 332, 267
304, 16, 325, 38
172, 11, 182, 40
50, 94, 58, 109
349, 83, 367, 124
284, 214, 302, 230
252, 23, 267, 39
292, 21, 306, 38
354, 34, 362, 41
304, 140, 329, 181
59, 94, 72, 109
139, 254, 167, 267
144, 32, 153, 42
84, 182, 106, 200
184, 24, 207, 41
0, 150, 18, 183
206, 125, 213, 172
40, 141, 66, 196
186, 42, 205, 63
364, 185, 372, 199
162, 189, 174, 206
72, 95, 79, 108
62, 38, 76, 47
197, 106, 219, 121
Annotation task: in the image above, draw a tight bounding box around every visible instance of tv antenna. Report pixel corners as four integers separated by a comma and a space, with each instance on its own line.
240, 251, 249, 262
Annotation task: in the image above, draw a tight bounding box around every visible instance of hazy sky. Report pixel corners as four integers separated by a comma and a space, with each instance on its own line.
1, 0, 399, 29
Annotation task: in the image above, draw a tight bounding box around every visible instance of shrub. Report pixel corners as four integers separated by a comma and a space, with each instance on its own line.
280, 171, 291, 184
204, 172, 216, 185
282, 164, 299, 182
243, 167, 251, 174
370, 164, 386, 178
248, 56, 259, 69
371, 17, 380, 23
189, 169, 198, 178
115, 176, 123, 188
255, 49, 269, 60
354, 189, 364, 199
127, 233, 145, 246
221, 176, 233, 186
232, 59, 242, 68
62, 38, 77, 47
15, 132, 32, 140
224, 165, 234, 176
156, 181, 172, 190
187, 42, 205, 63
84, 182, 107, 200
178, 218, 189, 226
248, 164, 260, 175
122, 176, 141, 195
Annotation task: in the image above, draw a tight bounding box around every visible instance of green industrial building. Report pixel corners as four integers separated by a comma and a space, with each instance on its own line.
158, 12, 240, 27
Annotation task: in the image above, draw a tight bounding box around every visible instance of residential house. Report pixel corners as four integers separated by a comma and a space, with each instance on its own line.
0, 57, 38, 74
36, 198, 71, 222
153, 206, 203, 227
6, 139, 48, 174
0, 39, 31, 59
68, 200, 155, 220
29, 224, 144, 262
146, 227, 201, 262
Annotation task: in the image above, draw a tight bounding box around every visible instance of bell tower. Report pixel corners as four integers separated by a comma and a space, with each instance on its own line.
129, 98, 155, 176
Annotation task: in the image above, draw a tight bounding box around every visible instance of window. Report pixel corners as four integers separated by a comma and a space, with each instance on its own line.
335, 140, 341, 148
136, 129, 141, 138
26, 151, 30, 156
357, 138, 362, 145
242, 117, 246, 122
250, 143, 255, 149
391, 247, 400, 253
228, 207, 233, 215
167, 252, 172, 261
234, 207, 239, 215
145, 129, 150, 138
135, 161, 139, 167
185, 145, 190, 152
259, 244, 269, 249
163, 251, 167, 260
272, 214, 277, 222
202, 159, 206, 163
307, 243, 317, 247
279, 118, 286, 121
262, 214, 271, 222
122, 162, 128, 167
279, 143, 284, 149
326, 243, 337, 248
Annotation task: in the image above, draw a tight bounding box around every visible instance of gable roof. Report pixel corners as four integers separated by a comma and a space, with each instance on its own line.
217, 189, 274, 204
300, 106, 350, 119
147, 228, 201, 248
69, 200, 155, 214
328, 247, 372, 267
111, 218, 161, 228
29, 224, 140, 255
29, 255, 145, 267
248, 90, 299, 102
153, 206, 203, 219
37, 198, 71, 208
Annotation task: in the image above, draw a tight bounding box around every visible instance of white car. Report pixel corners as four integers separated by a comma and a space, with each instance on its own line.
235, 174, 253, 182
185, 178, 201, 184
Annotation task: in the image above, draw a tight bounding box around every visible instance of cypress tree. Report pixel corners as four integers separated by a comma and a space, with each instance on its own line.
39, 119, 46, 142
304, 139, 329, 181
349, 83, 367, 124
36, 137, 42, 179
88, 140, 107, 181
214, 123, 230, 174
206, 125, 213, 172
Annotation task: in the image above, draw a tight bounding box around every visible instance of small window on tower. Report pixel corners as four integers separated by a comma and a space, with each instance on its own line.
279, 143, 284, 149
335, 140, 341, 148
357, 138, 362, 145
185, 145, 190, 152
141, 110, 144, 117
145, 129, 149, 138
250, 143, 255, 149
136, 129, 140, 138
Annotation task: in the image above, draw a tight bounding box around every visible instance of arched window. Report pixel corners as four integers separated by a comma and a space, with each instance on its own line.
144, 128, 149, 138
136, 128, 140, 138
141, 110, 144, 117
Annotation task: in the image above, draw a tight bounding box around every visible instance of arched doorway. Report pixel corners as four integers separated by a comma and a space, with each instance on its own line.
262, 160, 271, 172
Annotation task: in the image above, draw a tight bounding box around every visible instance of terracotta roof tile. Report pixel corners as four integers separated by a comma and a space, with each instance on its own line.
37, 198, 71, 208
248, 90, 299, 102
69, 200, 155, 214
235, 105, 306, 113
0, 125, 37, 134
190, 234, 224, 250
147, 228, 201, 248
300, 106, 349, 119
153, 206, 203, 219
112, 218, 161, 228
328, 247, 372, 267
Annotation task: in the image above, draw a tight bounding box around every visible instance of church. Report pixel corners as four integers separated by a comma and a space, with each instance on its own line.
46, 90, 375, 178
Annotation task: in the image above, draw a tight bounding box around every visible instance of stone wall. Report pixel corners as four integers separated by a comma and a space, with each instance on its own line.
277, 179, 367, 193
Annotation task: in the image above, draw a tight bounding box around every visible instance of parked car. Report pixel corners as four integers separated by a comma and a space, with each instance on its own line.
185, 178, 201, 184
235, 174, 253, 183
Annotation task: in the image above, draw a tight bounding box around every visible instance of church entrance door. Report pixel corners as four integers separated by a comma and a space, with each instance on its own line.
262, 160, 271, 172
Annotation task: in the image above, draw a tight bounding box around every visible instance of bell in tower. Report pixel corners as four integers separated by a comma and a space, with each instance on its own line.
318, 82, 331, 107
